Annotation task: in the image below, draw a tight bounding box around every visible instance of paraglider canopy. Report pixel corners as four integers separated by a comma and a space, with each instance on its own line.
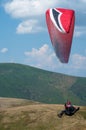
46, 8, 75, 63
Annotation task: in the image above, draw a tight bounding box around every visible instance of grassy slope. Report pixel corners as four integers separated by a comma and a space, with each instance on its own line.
0, 63, 86, 105
0, 98, 86, 130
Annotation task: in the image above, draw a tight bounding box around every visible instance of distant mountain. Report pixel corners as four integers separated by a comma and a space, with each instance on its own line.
0, 63, 86, 105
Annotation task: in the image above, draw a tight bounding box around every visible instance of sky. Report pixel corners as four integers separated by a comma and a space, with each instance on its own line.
0, 0, 86, 77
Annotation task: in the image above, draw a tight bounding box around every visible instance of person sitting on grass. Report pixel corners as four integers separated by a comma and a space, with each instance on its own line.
58, 100, 80, 118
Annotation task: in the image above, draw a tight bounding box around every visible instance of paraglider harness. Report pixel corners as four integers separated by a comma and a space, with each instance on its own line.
65, 104, 77, 116
65, 101, 75, 115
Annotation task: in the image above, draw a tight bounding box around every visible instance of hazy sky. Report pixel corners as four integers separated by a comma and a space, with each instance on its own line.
0, 0, 86, 77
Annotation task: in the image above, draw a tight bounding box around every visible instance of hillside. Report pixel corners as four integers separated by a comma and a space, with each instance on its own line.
0, 98, 86, 130
0, 63, 86, 105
